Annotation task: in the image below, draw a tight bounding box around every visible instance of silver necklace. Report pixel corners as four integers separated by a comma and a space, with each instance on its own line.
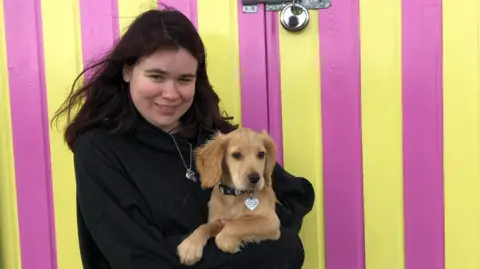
170, 134, 197, 182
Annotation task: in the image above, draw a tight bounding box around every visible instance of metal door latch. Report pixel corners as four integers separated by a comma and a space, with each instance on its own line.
242, 0, 331, 13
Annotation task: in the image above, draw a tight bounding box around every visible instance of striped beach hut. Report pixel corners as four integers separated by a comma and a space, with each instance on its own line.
0, 0, 479, 269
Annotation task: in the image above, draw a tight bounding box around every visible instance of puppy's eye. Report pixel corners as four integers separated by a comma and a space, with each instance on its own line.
257, 151, 265, 159
232, 152, 242, 159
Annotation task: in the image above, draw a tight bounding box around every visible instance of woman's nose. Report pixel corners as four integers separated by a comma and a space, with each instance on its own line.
161, 80, 180, 99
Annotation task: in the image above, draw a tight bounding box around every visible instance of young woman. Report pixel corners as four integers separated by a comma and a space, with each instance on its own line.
52, 7, 315, 269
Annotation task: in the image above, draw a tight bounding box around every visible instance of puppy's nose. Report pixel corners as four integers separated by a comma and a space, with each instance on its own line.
247, 172, 260, 184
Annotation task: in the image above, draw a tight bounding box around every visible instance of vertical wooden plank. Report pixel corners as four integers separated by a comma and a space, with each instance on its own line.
319, 1, 365, 268
359, 0, 405, 268
265, 11, 283, 164
0, 1, 21, 268
401, 0, 445, 268
443, 0, 480, 267
80, 0, 119, 75
197, 0, 242, 126
40, 0, 83, 268
3, 0, 58, 268
237, 3, 269, 133
278, 10, 324, 269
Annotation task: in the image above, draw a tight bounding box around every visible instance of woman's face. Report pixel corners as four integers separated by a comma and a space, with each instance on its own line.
124, 48, 198, 132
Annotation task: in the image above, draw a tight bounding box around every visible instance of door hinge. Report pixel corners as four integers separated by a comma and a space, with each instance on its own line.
241, 0, 332, 13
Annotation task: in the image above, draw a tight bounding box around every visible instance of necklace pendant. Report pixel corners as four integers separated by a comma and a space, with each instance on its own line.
186, 170, 197, 182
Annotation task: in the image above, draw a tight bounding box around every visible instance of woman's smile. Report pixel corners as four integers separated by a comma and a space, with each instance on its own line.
154, 103, 178, 115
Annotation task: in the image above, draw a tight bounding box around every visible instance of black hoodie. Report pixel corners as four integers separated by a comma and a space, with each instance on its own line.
73, 113, 315, 269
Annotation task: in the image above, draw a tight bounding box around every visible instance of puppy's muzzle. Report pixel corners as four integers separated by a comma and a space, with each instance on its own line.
247, 172, 260, 184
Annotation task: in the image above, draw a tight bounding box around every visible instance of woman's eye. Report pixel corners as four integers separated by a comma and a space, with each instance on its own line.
178, 78, 193, 84
150, 75, 165, 81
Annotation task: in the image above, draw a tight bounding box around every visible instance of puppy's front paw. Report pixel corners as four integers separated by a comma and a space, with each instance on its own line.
177, 236, 204, 266
215, 230, 242, 254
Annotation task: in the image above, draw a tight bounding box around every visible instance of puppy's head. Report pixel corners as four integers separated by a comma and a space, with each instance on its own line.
195, 128, 277, 192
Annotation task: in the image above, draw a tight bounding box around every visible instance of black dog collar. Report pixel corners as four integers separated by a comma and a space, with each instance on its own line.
218, 183, 245, 196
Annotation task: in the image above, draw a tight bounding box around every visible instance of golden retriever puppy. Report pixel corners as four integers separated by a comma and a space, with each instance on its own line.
177, 127, 281, 266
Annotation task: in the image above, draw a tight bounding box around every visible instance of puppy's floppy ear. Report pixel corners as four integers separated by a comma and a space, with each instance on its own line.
195, 131, 226, 189
259, 130, 277, 187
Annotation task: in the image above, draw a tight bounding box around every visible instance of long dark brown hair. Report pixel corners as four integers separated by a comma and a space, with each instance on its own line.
51, 7, 237, 151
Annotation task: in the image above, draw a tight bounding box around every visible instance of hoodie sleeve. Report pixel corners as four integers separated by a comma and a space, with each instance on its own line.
272, 163, 316, 233
73, 131, 305, 269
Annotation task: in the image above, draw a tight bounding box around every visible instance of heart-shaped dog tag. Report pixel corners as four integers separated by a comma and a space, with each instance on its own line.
244, 197, 259, 211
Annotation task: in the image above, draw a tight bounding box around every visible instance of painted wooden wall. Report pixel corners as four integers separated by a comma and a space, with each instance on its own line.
1, 0, 479, 269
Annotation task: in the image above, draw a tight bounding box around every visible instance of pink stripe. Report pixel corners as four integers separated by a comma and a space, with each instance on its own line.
158, 0, 198, 28
319, 1, 365, 269
238, 5, 284, 164
265, 12, 283, 165
237, 5, 270, 134
401, 0, 444, 268
80, 0, 119, 76
3, 0, 57, 268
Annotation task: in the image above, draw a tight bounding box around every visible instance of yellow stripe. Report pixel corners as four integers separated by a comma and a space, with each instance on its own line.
0, 1, 22, 268
359, 0, 405, 268
196, 0, 242, 126
40, 0, 84, 268
443, 0, 480, 267
278, 12, 324, 269
118, 0, 157, 36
